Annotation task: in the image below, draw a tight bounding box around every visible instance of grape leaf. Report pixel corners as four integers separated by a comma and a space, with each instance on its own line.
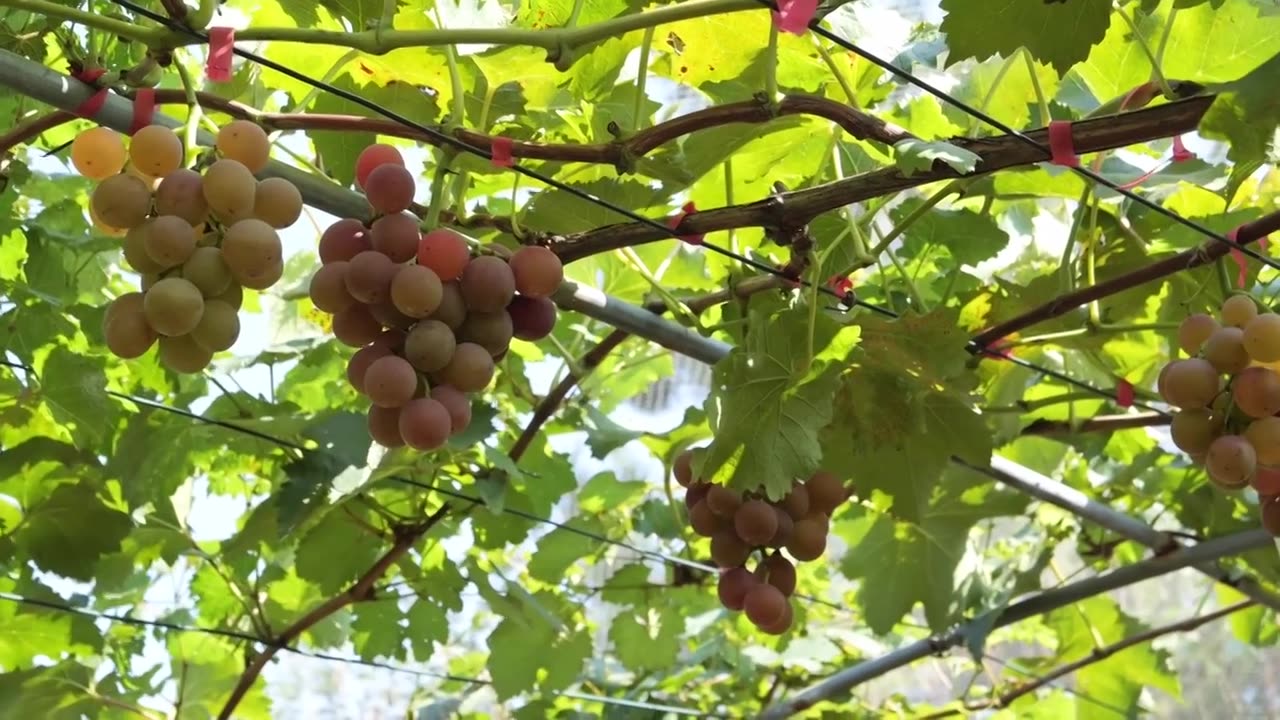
1201, 50, 1280, 166
352, 603, 407, 660
696, 303, 861, 499
15, 483, 131, 581
1044, 595, 1180, 717
39, 347, 116, 449
293, 508, 386, 594
894, 138, 980, 176
940, 0, 1112, 75
610, 609, 682, 672
896, 202, 1009, 267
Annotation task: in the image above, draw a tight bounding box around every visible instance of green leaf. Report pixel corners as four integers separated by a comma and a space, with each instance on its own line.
351, 603, 406, 660
15, 483, 132, 581
940, 0, 1112, 75
895, 202, 1009, 267
294, 508, 386, 594
894, 138, 981, 176
580, 405, 643, 458
527, 516, 603, 583
696, 302, 860, 499
39, 347, 116, 449
609, 608, 682, 672
1201, 50, 1280, 165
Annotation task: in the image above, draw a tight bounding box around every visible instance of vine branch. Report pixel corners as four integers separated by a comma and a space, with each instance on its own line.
973, 207, 1280, 348
215, 505, 453, 720
1019, 412, 1169, 436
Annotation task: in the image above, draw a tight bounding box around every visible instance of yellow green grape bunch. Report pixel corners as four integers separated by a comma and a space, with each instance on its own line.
673, 447, 850, 635
1164, 294, 1280, 532
77, 120, 302, 373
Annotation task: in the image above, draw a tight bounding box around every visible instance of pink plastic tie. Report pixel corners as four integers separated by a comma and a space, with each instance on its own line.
668, 202, 704, 246
1047, 121, 1079, 167
1116, 380, 1135, 408
71, 69, 109, 118
128, 88, 156, 135
206, 27, 235, 82
490, 136, 514, 168
773, 0, 818, 35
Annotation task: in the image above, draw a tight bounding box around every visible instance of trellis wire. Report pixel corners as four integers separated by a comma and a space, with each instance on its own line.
0, 47, 1163, 416
756, 527, 1274, 719
0, 592, 718, 717
795, 13, 1280, 274
110, 0, 894, 318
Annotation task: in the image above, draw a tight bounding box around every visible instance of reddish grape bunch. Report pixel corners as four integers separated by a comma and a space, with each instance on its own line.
82, 121, 301, 373
310, 144, 565, 452
673, 447, 851, 635
1164, 294, 1280, 537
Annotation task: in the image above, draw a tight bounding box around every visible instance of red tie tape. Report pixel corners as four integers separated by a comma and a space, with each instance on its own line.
668, 202, 704, 246
1228, 226, 1273, 289
207, 27, 235, 82
828, 275, 853, 298
1047, 121, 1079, 167
773, 0, 818, 35
490, 136, 514, 168
1116, 379, 1135, 408
128, 88, 156, 135
71, 69, 109, 118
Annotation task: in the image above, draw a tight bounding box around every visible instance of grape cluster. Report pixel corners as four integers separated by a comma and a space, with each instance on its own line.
311, 144, 564, 451
1164, 295, 1280, 533
673, 448, 850, 635
77, 121, 300, 373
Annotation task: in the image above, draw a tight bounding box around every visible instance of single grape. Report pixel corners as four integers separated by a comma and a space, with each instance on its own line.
430, 385, 472, 435
344, 250, 397, 305
144, 277, 205, 336
346, 344, 391, 394
404, 319, 456, 372
430, 282, 467, 329
460, 255, 516, 313
685, 483, 710, 509
1246, 416, 1280, 466
1253, 466, 1280, 495
368, 405, 405, 448
460, 311, 514, 357
438, 342, 494, 392
508, 295, 557, 341
1222, 294, 1259, 328
761, 553, 797, 597
363, 354, 419, 408
364, 164, 415, 214
202, 159, 257, 222
190, 299, 240, 352
221, 219, 283, 290
252, 177, 303, 229
143, 214, 197, 268
92, 173, 152, 230
214, 282, 244, 310
180, 247, 233, 297
767, 508, 794, 548
786, 514, 828, 561
1178, 313, 1219, 356
332, 304, 383, 347
390, 264, 443, 318
319, 218, 371, 264
1263, 496, 1280, 536
216, 120, 271, 173
398, 397, 452, 451
706, 485, 742, 518
90, 205, 126, 237
154, 167, 210, 225
370, 300, 416, 331
371, 329, 408, 352
1159, 358, 1222, 409
508, 246, 564, 298
673, 449, 697, 488
103, 293, 156, 359
370, 212, 420, 264
690, 500, 727, 537
1205, 326, 1251, 374
1170, 409, 1221, 455
1243, 313, 1280, 363
805, 471, 847, 515
70, 127, 127, 179
128, 125, 183, 178
743, 584, 787, 628
123, 221, 166, 274
710, 530, 752, 568
417, 229, 471, 281
355, 143, 404, 190
1207, 434, 1257, 489
158, 334, 213, 373
759, 601, 794, 635
734, 500, 778, 546
717, 566, 757, 611
1232, 366, 1280, 419
779, 485, 810, 520
309, 262, 356, 313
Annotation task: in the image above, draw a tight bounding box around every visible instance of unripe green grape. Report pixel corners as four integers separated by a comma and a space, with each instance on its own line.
438, 342, 493, 392
144, 277, 204, 337
181, 246, 233, 297
1178, 313, 1219, 356
158, 334, 213, 373
92, 173, 152, 230
252, 177, 303, 229
143, 215, 198, 268
1244, 313, 1280, 363
190, 299, 240, 352
202, 159, 257, 221
404, 319, 456, 373
123, 221, 166, 273
1159, 358, 1221, 409
1205, 327, 1251, 374
1170, 409, 1220, 455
